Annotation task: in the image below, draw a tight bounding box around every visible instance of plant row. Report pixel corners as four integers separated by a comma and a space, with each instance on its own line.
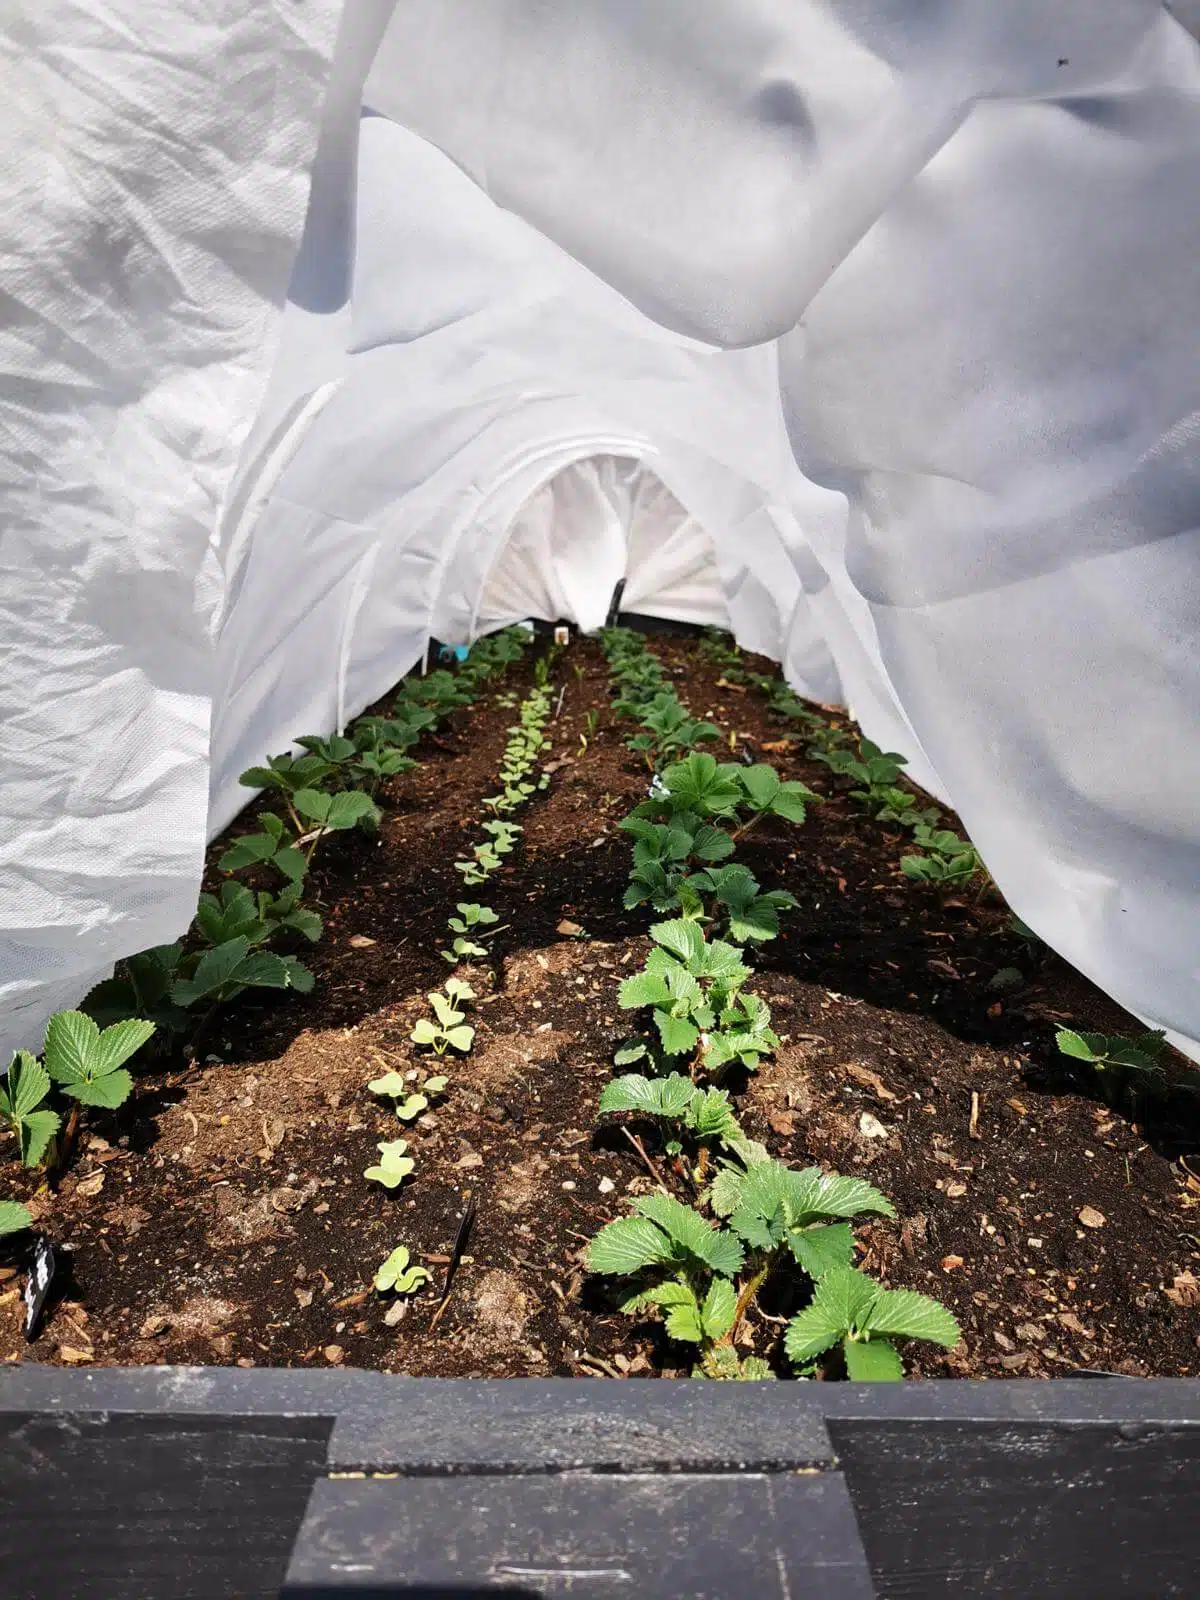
1, 630, 535, 1233
360, 669, 559, 1309
581, 628, 961, 1380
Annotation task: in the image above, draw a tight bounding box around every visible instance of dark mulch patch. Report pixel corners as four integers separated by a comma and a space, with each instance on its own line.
4, 638, 1198, 1379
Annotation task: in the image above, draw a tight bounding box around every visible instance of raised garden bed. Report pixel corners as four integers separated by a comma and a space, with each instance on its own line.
2, 1369, 1199, 1597
2, 631, 1198, 1380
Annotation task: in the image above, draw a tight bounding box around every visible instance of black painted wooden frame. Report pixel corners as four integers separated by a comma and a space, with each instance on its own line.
2, 1371, 1198, 1598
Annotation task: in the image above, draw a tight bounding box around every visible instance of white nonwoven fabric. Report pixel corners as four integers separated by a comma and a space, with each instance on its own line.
3, 1, 1200, 1064
0, 1, 341, 1052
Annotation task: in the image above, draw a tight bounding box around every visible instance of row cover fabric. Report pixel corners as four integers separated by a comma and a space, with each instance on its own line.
2, 2, 1199, 1063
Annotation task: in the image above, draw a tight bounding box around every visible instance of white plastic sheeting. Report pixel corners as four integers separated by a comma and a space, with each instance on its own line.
2, 2, 1199, 1058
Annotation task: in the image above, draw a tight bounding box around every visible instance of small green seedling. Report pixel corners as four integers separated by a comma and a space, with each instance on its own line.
0, 1051, 60, 1167
373, 1245, 430, 1295
0, 1200, 32, 1240
443, 903, 499, 963
1056, 1027, 1168, 1095
369, 1071, 449, 1121
784, 1265, 961, 1381
364, 1138, 415, 1189
411, 982, 475, 1055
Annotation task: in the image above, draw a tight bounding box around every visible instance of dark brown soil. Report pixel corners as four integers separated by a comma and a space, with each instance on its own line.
3, 637, 1199, 1379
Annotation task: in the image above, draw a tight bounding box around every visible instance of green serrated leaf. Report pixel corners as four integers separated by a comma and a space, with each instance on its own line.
43, 1010, 100, 1086
91, 1019, 155, 1077
587, 1216, 678, 1275
62, 1068, 133, 1110
599, 1073, 696, 1119
649, 918, 706, 966
843, 1336, 905, 1381
0, 1200, 33, 1239
789, 1222, 856, 1278
6, 1053, 50, 1118
613, 1041, 649, 1067
618, 971, 672, 1010
862, 1285, 962, 1348
634, 1194, 744, 1277
1055, 1028, 1099, 1062
736, 765, 781, 811
20, 1108, 61, 1168
784, 1267, 879, 1366
700, 1276, 737, 1340
655, 1010, 699, 1056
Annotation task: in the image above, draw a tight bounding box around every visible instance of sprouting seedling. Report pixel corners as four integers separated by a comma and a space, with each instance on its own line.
411, 982, 475, 1055
784, 1265, 960, 1381
0, 1052, 60, 1168
369, 1071, 448, 1121
364, 1138, 415, 1189
373, 1245, 430, 1296
442, 903, 499, 964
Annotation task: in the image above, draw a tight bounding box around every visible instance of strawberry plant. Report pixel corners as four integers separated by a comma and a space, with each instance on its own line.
875, 788, 941, 829
2, 1011, 156, 1174
901, 823, 982, 886
615, 918, 779, 1078
374, 1244, 430, 1295
84, 943, 191, 1032
711, 1156, 894, 1281
170, 937, 314, 1008
597, 1073, 750, 1158
219, 813, 308, 884
1056, 1026, 1171, 1104
626, 690, 720, 768
784, 1265, 961, 1380
681, 863, 798, 943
